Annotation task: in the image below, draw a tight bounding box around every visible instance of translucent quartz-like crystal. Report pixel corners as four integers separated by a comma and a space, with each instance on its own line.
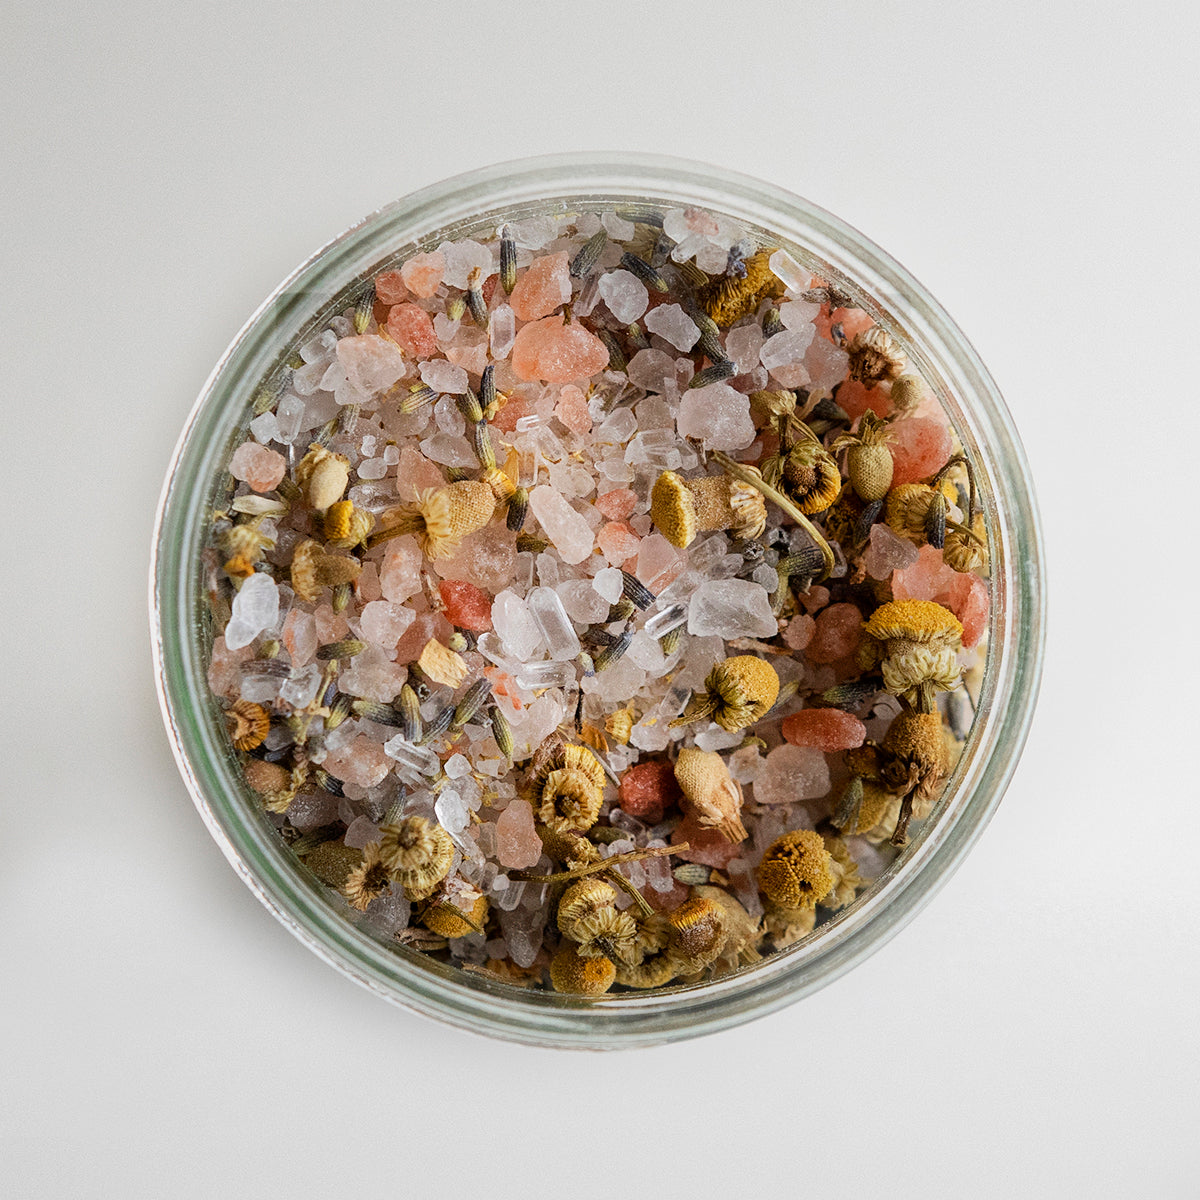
513, 660, 574, 690
643, 602, 688, 638
382, 735, 442, 786
526, 586, 581, 660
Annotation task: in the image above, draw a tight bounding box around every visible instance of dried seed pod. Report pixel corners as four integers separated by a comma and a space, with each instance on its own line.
672, 863, 711, 886
698, 250, 786, 327
290, 538, 362, 601
847, 325, 905, 384
324, 693, 353, 731
302, 840, 364, 890
342, 843, 393, 911
673, 747, 747, 843
416, 638, 470, 689
537, 824, 602, 868
837, 778, 896, 836
445, 293, 466, 322
671, 655, 780, 733
400, 384, 437, 415
315, 638, 366, 661
756, 829, 835, 910
944, 512, 988, 573
397, 684, 422, 743
596, 328, 626, 371
506, 485, 529, 532
479, 363, 496, 413
354, 283, 375, 335
350, 699, 406, 728
490, 705, 513, 761
312, 767, 344, 797
417, 704, 455, 745
762, 306, 784, 339
619, 251, 669, 293
570, 228, 607, 278
659, 626, 683, 657
499, 226, 517, 294
295, 443, 351, 511
687, 359, 736, 390
465, 267, 488, 329
667, 896, 727, 972
323, 499, 375, 548
620, 570, 655, 610
649, 470, 767, 549
924, 488, 947, 549
226, 699, 270, 751
830, 411, 895, 502
452, 678, 492, 729
370, 481, 496, 558
549, 942, 615, 995
456, 387, 484, 424
378, 815, 455, 900
422, 891, 489, 938
889, 373, 925, 414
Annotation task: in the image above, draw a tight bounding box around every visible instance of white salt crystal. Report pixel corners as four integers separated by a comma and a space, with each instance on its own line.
760, 327, 816, 371
508, 217, 558, 249
779, 299, 822, 328
805, 337, 851, 391
695, 725, 745, 752
435, 787, 470, 835
528, 485, 594, 564
492, 590, 545, 662
419, 433, 476, 467
336, 335, 407, 398
677, 383, 755, 451
596, 407, 637, 444
238, 674, 279, 704
753, 563, 780, 590
725, 323, 765, 374
433, 313, 460, 343
434, 393, 466, 436
489, 304, 516, 359
643, 603, 687, 638
279, 663, 322, 708
250, 412, 279, 444
438, 239, 494, 288
445, 753, 471, 780
768, 249, 810, 294
598, 269, 649, 323
687, 578, 777, 639
626, 631, 667, 675
383, 444, 400, 466
753, 743, 830, 804
592, 566, 625, 603
644, 304, 700, 352
225, 573, 278, 649
344, 816, 381, 849
627, 348, 678, 394
419, 360, 469, 394
601, 211, 637, 241
557, 579, 609, 623
357, 456, 388, 480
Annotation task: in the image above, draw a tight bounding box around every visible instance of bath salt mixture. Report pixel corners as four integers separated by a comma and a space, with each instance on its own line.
203, 205, 990, 994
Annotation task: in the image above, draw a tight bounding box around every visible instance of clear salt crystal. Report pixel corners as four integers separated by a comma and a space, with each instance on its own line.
753, 743, 831, 804
863, 522, 920, 579
526, 587, 581, 660
357, 456, 388, 480
687, 578, 777, 639
557, 579, 609, 623
528, 485, 594, 564
595, 407, 637, 444
601, 211, 637, 240
250, 412, 279, 444
419, 359, 469, 394
805, 337, 851, 391
513, 660, 574, 690
508, 217, 558, 249
677, 383, 755, 451
728, 744, 764, 784
694, 724, 745, 752
768, 249, 810, 294
597, 269, 649, 323
433, 313, 460, 343
760, 327, 816, 371
383, 735, 441, 783
592, 566, 625, 604
644, 841, 674, 892
383, 444, 400, 466
779, 299, 822, 329
489, 304, 516, 359
627, 348, 678, 394
752, 563, 780, 590
725, 323, 765, 374
626, 631, 667, 675
238, 674, 280, 703
435, 788, 470, 835
225, 573, 279, 649
273, 394, 305, 443
536, 552, 560, 588
644, 304, 699, 351
434, 393, 466, 436
438, 238, 494, 288
279, 662, 322, 708
643, 602, 688, 638
492, 590, 545, 662
419, 433, 476, 467
344, 815, 381, 849
444, 753, 471, 779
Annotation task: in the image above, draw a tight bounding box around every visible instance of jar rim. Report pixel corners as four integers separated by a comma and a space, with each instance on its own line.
150, 153, 1045, 1049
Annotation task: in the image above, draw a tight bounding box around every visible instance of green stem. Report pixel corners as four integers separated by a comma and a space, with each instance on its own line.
711, 451, 836, 580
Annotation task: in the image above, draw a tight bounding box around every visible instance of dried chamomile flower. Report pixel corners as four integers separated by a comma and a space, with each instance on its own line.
830, 411, 895, 502
422, 890, 489, 939
378, 815, 455, 900
673, 747, 748, 843
699, 250, 786, 326
762, 900, 817, 949
765, 440, 842, 515
667, 896, 728, 972
342, 842, 393, 911
549, 942, 616, 996
290, 538, 362, 602
226, 699, 270, 751
295, 443, 351, 511
692, 885, 762, 969
861, 599, 963, 661
821, 835, 864, 910
537, 824, 602, 868
847, 325, 905, 385
884, 480, 957, 545
881, 710, 948, 802
834, 777, 895, 836
522, 739, 606, 835
571, 906, 639, 963
614, 913, 677, 988
861, 599, 963, 707
672, 655, 781, 733
888, 373, 926, 414
323, 499, 375, 548
944, 512, 988, 573
880, 644, 962, 707
756, 829, 835, 911
556, 877, 618, 937
243, 757, 291, 795
370, 481, 496, 559
649, 470, 766, 550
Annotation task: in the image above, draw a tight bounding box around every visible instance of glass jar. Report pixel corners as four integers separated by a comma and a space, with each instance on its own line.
150, 154, 1044, 1048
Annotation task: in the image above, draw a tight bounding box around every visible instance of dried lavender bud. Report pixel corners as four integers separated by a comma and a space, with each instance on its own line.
570, 229, 607, 278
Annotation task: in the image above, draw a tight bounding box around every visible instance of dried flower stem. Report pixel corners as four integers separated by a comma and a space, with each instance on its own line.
711, 451, 835, 579
510, 842, 685, 884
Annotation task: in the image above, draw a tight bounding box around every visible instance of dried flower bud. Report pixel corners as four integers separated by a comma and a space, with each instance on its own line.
671, 655, 781, 733
604, 707, 634, 745
342, 842, 393, 911
416, 638, 470, 689
323, 499, 375, 548
884, 480, 957, 545
699, 250, 786, 326
674, 747, 747, 843
944, 512, 988, 573
295, 443, 351, 511
756, 829, 835, 910
889, 373, 925, 414
649, 470, 767, 549
847, 325, 905, 385
422, 891, 489, 939
549, 942, 615, 995
378, 815, 455, 901
667, 896, 727, 971
226, 699, 270, 751
830, 411, 895, 502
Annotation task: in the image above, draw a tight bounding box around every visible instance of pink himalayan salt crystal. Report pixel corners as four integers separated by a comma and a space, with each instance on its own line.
889, 416, 953, 486
619, 761, 681, 824
782, 613, 815, 651
386, 302, 437, 358
313, 604, 349, 643
595, 488, 637, 521
446, 341, 489, 376
357, 560, 382, 603
379, 535, 423, 603
554, 384, 592, 435
781, 708, 866, 752
374, 270, 408, 305
359, 599, 416, 649
835, 307, 874, 340
509, 251, 572, 322
636, 532, 686, 592
892, 545, 989, 647
491, 393, 531, 433
671, 814, 743, 869
394, 610, 453, 665
207, 635, 251, 699
837, 379, 892, 421
597, 521, 641, 566
281, 608, 317, 667
229, 442, 286, 492
511, 317, 609, 384
400, 250, 445, 299
807, 602, 863, 664
643, 879, 689, 912
324, 734, 391, 789
800, 585, 831, 615
395, 447, 444, 502
493, 798, 542, 869
754, 744, 831, 804
438, 579, 493, 631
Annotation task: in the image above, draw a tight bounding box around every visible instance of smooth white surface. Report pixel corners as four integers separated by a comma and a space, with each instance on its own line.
3, 3, 1197, 1196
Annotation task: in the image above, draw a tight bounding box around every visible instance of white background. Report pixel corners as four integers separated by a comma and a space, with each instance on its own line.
3, 3, 1198, 1196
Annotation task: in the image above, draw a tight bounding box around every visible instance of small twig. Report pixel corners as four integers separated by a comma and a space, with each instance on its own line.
511, 842, 685, 884
604, 866, 655, 918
